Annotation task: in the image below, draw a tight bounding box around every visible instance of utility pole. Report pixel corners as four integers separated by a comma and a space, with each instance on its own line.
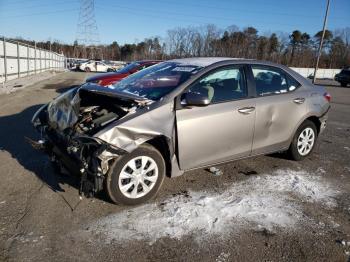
313, 0, 330, 84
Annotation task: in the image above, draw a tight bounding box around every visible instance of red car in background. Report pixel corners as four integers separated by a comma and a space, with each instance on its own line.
85, 60, 162, 86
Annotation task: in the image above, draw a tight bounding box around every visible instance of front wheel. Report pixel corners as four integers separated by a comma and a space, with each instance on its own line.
105, 144, 165, 205
84, 67, 91, 72
340, 82, 347, 87
288, 120, 317, 161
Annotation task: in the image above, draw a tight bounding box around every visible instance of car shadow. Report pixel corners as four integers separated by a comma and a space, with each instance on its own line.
0, 104, 76, 192
265, 152, 291, 160
0, 104, 110, 203
55, 85, 79, 94
42, 79, 80, 94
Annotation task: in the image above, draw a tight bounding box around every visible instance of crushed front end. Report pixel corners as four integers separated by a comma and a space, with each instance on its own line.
31, 85, 149, 197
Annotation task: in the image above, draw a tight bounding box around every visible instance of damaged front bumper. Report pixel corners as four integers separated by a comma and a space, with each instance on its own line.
31, 110, 126, 197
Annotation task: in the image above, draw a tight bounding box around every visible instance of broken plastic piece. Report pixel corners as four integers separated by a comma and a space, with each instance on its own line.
208, 166, 223, 176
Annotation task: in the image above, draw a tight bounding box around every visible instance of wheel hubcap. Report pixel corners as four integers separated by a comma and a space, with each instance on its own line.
118, 156, 158, 199
297, 127, 315, 156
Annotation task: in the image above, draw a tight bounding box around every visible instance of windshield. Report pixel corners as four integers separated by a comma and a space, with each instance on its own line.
110, 62, 202, 100
117, 62, 140, 73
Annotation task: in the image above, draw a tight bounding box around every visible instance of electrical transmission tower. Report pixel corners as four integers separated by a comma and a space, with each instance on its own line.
75, 0, 102, 59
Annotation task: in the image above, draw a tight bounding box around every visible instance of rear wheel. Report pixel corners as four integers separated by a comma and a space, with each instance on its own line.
105, 144, 165, 205
340, 82, 347, 87
288, 120, 317, 161
84, 67, 91, 72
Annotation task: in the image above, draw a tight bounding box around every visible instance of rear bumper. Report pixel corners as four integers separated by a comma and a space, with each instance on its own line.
319, 106, 330, 135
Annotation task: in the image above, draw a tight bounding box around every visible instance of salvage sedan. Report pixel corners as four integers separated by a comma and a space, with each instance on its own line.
31, 58, 330, 205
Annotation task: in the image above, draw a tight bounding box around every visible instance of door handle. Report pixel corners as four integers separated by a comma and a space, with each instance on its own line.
293, 98, 305, 104
238, 107, 255, 114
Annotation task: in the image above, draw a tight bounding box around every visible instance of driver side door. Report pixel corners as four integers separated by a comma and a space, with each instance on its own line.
176, 65, 256, 170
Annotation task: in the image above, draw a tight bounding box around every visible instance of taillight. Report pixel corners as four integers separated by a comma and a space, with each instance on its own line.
324, 92, 331, 102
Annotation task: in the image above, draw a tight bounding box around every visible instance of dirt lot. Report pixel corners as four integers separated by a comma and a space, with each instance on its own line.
0, 72, 349, 262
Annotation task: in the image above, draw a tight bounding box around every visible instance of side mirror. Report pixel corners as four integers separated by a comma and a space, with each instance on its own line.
181, 90, 210, 107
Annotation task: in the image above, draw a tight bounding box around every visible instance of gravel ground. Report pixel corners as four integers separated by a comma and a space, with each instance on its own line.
0, 72, 349, 262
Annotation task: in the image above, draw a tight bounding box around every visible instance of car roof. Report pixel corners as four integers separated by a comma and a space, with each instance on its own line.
166, 57, 310, 87
136, 60, 162, 64
169, 57, 252, 67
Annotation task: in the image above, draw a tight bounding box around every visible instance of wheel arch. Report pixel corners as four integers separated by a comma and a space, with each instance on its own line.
305, 116, 321, 135
288, 114, 322, 146
145, 136, 172, 178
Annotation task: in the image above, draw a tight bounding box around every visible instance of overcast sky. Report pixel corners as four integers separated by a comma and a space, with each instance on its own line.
0, 0, 349, 44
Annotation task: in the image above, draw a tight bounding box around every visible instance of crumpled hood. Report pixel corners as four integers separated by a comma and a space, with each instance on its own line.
47, 88, 80, 131
47, 84, 150, 131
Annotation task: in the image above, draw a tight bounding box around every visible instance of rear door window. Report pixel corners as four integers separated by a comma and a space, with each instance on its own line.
252, 66, 300, 96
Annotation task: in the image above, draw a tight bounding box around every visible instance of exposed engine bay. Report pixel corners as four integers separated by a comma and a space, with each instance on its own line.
75, 106, 119, 135
73, 89, 133, 136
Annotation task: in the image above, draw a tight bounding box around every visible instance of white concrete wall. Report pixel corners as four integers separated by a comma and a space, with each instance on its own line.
290, 67, 341, 79
0, 38, 65, 83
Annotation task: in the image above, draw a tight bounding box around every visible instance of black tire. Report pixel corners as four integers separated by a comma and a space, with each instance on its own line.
107, 68, 113, 72
105, 143, 165, 205
85, 67, 91, 72
288, 120, 318, 161
340, 82, 347, 87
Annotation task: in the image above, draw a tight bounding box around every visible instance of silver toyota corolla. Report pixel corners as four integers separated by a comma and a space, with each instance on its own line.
31, 58, 331, 205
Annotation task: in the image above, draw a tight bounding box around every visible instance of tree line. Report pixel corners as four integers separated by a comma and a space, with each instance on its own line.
10, 25, 350, 68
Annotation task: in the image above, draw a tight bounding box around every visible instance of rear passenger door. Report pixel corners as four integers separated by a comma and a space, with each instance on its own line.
176, 65, 256, 170
250, 65, 307, 155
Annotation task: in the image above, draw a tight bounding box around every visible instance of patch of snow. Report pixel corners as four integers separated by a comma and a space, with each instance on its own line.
317, 167, 326, 174
330, 220, 340, 228
344, 146, 350, 151
216, 252, 230, 262
0, 201, 6, 204
91, 169, 339, 243
261, 170, 338, 206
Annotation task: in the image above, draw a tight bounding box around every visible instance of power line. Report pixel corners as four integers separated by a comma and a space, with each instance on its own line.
95, 4, 327, 29
151, 0, 349, 21
1, 0, 79, 13
108, 0, 349, 21
0, 0, 43, 5
0, 8, 79, 20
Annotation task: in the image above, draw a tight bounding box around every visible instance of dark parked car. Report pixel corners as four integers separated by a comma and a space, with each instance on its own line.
31, 58, 330, 205
335, 69, 350, 87
85, 60, 162, 86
